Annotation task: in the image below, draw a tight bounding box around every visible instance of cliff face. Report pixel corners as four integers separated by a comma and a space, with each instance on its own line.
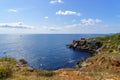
68, 38, 103, 54
68, 34, 120, 74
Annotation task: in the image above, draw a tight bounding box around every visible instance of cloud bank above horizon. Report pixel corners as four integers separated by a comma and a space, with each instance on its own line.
0, 0, 120, 34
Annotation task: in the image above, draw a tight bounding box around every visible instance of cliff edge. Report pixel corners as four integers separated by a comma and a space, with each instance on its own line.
68, 34, 120, 74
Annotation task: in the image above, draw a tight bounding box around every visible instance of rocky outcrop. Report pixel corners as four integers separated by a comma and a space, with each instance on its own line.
68, 35, 120, 72
16, 59, 35, 72
68, 38, 103, 54
76, 58, 92, 70
18, 59, 28, 67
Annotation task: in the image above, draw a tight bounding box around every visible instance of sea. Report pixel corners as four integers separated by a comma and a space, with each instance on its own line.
0, 34, 108, 70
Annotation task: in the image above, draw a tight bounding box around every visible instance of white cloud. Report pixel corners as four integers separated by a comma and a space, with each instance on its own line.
44, 16, 49, 19
50, 0, 63, 4
81, 18, 102, 26
56, 10, 81, 16
42, 18, 102, 32
42, 26, 61, 31
8, 9, 18, 13
64, 18, 102, 28
0, 22, 34, 29
0, 18, 103, 34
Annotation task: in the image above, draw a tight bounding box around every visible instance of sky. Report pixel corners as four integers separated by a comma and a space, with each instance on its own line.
0, 0, 120, 34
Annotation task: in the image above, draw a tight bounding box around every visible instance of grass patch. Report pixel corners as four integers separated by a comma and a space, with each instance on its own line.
0, 58, 16, 79
0, 66, 12, 79
0, 58, 17, 65
38, 71, 56, 77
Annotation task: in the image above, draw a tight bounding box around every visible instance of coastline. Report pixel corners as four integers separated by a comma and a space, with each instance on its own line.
0, 33, 120, 80
68, 34, 120, 71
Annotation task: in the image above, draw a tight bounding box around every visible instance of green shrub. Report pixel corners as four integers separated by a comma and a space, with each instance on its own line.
109, 49, 113, 52
0, 58, 16, 65
0, 66, 12, 79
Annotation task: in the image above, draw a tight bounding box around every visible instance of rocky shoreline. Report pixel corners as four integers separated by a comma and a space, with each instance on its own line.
68, 34, 120, 73
67, 37, 104, 70
67, 38, 103, 54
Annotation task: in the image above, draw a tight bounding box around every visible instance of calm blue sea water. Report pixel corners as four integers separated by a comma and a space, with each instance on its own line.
0, 34, 108, 70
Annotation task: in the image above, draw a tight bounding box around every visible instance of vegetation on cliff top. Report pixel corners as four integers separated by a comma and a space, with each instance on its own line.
69, 33, 120, 54
96, 33, 120, 54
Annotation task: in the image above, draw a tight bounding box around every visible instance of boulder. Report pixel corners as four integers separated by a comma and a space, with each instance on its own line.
17, 59, 28, 67
19, 59, 28, 65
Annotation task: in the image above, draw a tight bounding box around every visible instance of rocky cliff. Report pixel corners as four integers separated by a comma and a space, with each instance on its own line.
68, 38, 103, 54
68, 34, 120, 74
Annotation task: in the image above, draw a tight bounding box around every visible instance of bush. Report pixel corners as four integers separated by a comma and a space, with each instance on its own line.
109, 49, 113, 52
0, 66, 12, 79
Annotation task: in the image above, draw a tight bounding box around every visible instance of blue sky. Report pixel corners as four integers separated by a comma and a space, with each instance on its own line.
0, 0, 120, 34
